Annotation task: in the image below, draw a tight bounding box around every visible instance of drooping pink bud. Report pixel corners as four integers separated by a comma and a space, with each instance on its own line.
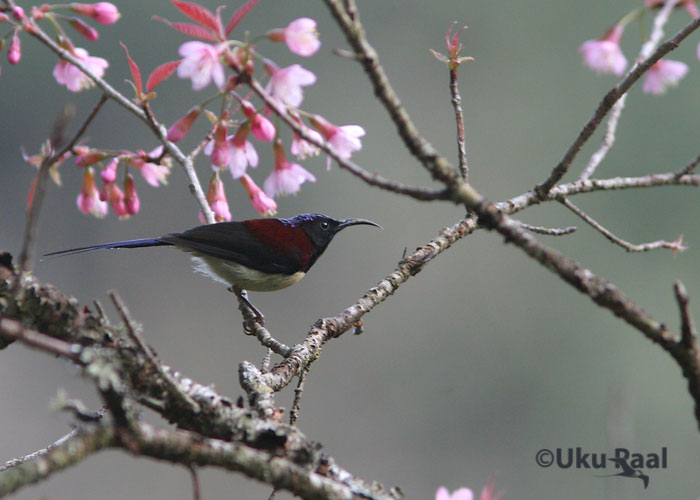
11, 6, 25, 21
166, 106, 201, 142
7, 31, 20, 64
205, 173, 231, 222
209, 123, 229, 168
240, 100, 276, 142
100, 157, 119, 183
69, 17, 99, 41
77, 167, 107, 217
124, 173, 140, 215
69, 3, 120, 24
240, 173, 277, 216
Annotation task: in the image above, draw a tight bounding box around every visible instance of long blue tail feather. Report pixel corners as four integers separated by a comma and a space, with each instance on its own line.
43, 238, 169, 258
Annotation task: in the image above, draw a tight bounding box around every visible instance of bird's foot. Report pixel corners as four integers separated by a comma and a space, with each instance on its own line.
230, 286, 265, 331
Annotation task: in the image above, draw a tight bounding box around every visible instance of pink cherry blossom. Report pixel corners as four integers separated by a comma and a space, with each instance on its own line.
311, 114, 365, 168
291, 128, 323, 159
205, 124, 259, 179
70, 3, 120, 24
77, 167, 107, 217
53, 47, 108, 92
264, 61, 316, 107
642, 59, 688, 95
264, 140, 315, 197
177, 41, 226, 91
579, 24, 627, 76
241, 174, 277, 216
269, 18, 321, 57
129, 147, 170, 186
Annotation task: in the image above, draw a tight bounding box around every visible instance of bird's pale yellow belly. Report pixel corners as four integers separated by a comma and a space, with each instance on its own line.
189, 256, 305, 292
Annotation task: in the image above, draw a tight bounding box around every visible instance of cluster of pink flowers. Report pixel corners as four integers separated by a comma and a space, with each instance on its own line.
579, 2, 698, 94
15, 0, 367, 220
71, 145, 171, 218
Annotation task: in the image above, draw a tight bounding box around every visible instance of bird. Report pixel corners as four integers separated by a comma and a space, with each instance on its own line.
596, 457, 649, 489
45, 213, 381, 325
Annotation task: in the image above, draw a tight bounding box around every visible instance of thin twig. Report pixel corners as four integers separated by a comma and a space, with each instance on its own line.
517, 222, 577, 236
535, 7, 700, 198
188, 465, 201, 500
674, 281, 697, 348
322, 0, 460, 187
289, 369, 308, 426
502, 171, 700, 215
579, 95, 626, 181
559, 197, 685, 252
673, 152, 700, 178
449, 67, 469, 181
0, 428, 79, 472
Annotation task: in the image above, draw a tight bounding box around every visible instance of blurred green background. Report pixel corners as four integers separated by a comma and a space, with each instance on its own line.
2, 0, 700, 498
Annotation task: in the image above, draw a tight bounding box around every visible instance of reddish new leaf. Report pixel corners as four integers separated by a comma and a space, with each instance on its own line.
146, 60, 181, 92
120, 42, 143, 94
154, 16, 218, 41
171, 0, 221, 35
226, 0, 260, 35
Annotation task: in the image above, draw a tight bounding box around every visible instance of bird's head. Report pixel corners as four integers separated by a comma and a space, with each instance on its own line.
291, 213, 381, 253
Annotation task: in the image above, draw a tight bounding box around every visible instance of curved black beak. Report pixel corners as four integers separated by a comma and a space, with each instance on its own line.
337, 218, 382, 231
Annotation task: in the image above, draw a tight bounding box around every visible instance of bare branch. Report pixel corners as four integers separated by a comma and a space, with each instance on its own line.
559, 197, 686, 252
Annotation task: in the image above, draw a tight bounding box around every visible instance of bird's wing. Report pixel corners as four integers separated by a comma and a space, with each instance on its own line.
160, 222, 301, 275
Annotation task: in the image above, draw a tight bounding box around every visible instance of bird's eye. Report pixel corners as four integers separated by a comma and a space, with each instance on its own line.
320, 221, 330, 230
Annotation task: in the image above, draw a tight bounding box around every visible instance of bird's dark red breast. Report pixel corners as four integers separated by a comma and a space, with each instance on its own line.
160, 219, 317, 275
242, 219, 316, 271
